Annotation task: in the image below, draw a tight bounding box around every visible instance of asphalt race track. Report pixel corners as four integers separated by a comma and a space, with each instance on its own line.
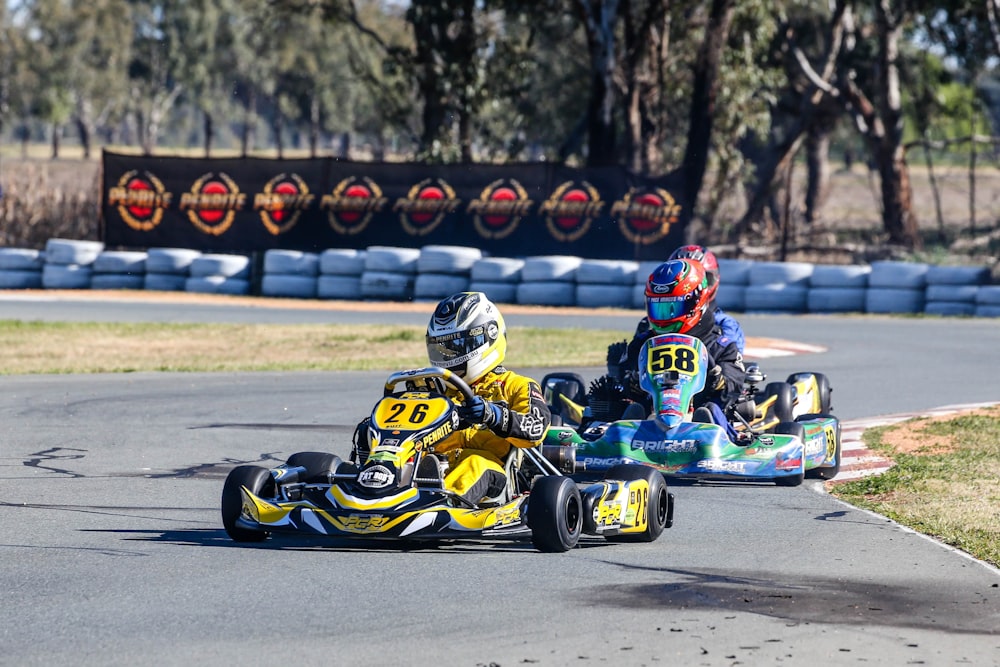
1, 295, 999, 666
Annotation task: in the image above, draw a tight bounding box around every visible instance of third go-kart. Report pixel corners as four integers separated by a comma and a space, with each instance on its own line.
222, 367, 674, 552
541, 333, 842, 485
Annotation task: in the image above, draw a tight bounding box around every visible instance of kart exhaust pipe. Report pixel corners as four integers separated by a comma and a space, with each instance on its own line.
541, 444, 576, 475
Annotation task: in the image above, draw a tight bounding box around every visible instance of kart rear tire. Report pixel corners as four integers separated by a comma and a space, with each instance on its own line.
221, 465, 273, 542
528, 476, 582, 552
803, 415, 842, 481
787, 372, 833, 413
603, 464, 670, 543
286, 451, 343, 482
772, 422, 806, 487
761, 382, 794, 423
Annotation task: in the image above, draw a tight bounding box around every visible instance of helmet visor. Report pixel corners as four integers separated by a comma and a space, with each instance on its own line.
426, 323, 492, 366
646, 297, 690, 324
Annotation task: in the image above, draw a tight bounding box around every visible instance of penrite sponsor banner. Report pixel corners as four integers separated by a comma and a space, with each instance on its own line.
101, 151, 689, 260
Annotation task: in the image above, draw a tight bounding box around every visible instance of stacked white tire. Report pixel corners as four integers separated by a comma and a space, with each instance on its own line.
865, 261, 928, 314
414, 245, 481, 300
317, 249, 366, 300
516, 255, 581, 306
42, 239, 104, 289
808, 264, 871, 313
0, 248, 45, 289
261, 250, 319, 299
91, 250, 147, 290
976, 285, 1000, 318
186, 254, 251, 295
145, 248, 201, 291
575, 259, 637, 308
715, 258, 753, 312
361, 246, 420, 300
744, 261, 812, 313
469, 257, 524, 304
924, 265, 989, 317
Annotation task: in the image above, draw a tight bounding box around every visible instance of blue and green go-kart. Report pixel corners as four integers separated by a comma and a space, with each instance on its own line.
222, 367, 674, 552
541, 334, 841, 486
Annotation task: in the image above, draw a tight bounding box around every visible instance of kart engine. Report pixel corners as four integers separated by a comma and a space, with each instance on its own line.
586, 374, 630, 422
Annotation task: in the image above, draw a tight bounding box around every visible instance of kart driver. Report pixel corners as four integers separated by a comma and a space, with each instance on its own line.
629, 244, 746, 354
425, 291, 551, 505
620, 259, 746, 429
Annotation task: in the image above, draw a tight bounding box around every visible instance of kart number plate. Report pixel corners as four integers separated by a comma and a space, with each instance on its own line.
646, 343, 702, 378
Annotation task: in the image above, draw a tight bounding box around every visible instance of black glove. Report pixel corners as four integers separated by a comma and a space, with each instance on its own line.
458, 395, 503, 428
708, 365, 725, 391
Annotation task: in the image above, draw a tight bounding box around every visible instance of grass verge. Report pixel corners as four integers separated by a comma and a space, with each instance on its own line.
830, 407, 1000, 569
0, 320, 622, 374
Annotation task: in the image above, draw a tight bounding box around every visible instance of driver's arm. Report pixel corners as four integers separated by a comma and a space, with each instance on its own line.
484, 378, 551, 446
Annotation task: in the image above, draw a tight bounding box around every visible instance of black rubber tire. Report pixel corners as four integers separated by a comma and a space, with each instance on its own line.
528, 476, 583, 552
221, 465, 273, 542
803, 415, 842, 480
787, 372, 833, 414
761, 382, 795, 423
603, 464, 670, 543
814, 373, 833, 413
772, 422, 806, 487
286, 451, 343, 482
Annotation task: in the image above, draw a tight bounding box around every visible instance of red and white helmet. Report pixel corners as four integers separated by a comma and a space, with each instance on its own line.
669, 244, 720, 302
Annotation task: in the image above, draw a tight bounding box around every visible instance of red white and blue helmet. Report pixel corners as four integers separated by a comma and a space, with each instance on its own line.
669, 244, 720, 302
644, 259, 712, 334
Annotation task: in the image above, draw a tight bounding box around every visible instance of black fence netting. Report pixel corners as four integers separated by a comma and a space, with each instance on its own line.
100, 151, 689, 260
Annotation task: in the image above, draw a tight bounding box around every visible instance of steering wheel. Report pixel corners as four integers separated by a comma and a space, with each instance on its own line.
383, 367, 477, 405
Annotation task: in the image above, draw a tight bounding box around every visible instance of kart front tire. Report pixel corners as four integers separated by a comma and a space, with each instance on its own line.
603, 464, 671, 543
286, 451, 343, 482
528, 476, 582, 553
772, 422, 806, 487
222, 465, 273, 542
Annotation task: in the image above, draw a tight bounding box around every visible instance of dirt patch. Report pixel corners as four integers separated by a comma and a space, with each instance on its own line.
877, 408, 999, 456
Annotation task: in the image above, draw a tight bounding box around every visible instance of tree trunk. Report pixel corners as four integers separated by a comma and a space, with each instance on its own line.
50, 124, 61, 159
203, 110, 214, 158
241, 88, 257, 157
75, 117, 92, 161
309, 97, 320, 158
680, 0, 736, 214
575, 0, 621, 167
273, 111, 284, 159
872, 1, 921, 248
874, 139, 919, 247
804, 125, 831, 225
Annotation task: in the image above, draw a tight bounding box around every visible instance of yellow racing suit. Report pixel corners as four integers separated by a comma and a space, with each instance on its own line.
434, 366, 551, 504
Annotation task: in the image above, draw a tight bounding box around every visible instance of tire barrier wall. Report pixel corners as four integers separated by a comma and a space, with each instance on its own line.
2, 239, 999, 318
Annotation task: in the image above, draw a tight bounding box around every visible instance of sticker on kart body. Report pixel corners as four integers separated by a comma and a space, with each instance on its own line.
339, 514, 391, 532
359, 465, 395, 489
696, 459, 747, 473
631, 438, 698, 453
490, 506, 521, 527
805, 436, 825, 456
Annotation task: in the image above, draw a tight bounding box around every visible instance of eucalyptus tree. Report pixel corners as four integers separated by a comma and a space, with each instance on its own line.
15, 0, 131, 158
169, 0, 234, 156
22, 0, 77, 158
126, 0, 190, 153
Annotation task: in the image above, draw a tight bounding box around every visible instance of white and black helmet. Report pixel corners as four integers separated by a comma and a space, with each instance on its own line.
426, 292, 507, 384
